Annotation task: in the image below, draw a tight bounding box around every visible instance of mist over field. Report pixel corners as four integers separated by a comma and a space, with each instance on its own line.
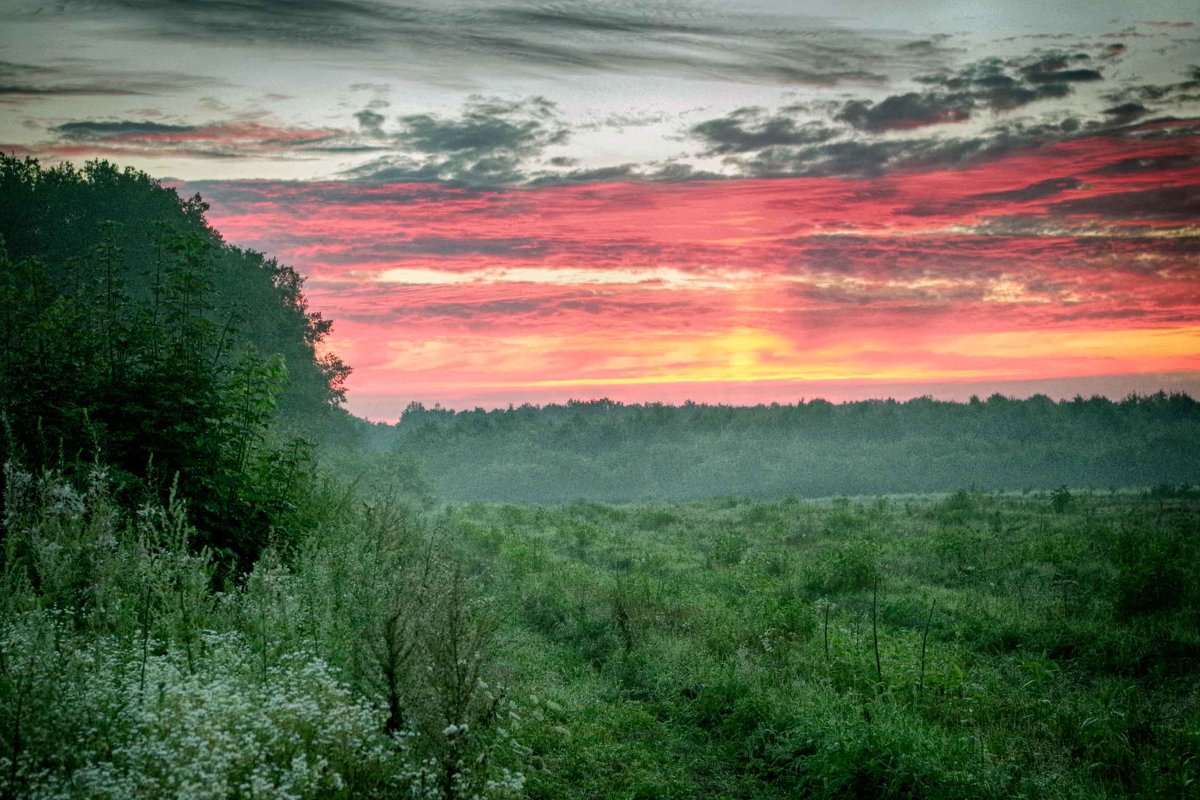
358, 395, 1200, 503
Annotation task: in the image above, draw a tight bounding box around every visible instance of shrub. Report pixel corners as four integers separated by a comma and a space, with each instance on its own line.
932, 489, 983, 525
805, 539, 880, 595
1050, 485, 1074, 513
1111, 523, 1199, 619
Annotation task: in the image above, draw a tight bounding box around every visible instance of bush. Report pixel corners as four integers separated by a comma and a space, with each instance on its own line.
1050, 485, 1075, 513
1, 456, 527, 800
1111, 523, 1199, 619
744, 701, 1006, 799
932, 489, 984, 525
805, 539, 880, 595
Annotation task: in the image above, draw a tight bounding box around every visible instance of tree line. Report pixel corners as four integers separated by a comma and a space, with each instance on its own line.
379, 393, 1200, 502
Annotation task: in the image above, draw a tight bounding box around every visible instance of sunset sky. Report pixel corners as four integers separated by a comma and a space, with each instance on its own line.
2, 1, 1199, 419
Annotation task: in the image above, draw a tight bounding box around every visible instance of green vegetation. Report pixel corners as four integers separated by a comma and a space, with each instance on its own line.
431, 491, 1200, 799
0, 464, 526, 799
0, 156, 521, 798
1, 156, 1197, 798
0, 154, 352, 571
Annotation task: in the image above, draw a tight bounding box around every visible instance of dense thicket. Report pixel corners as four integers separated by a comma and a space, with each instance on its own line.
0, 155, 352, 568
0, 157, 520, 799
382, 393, 1200, 502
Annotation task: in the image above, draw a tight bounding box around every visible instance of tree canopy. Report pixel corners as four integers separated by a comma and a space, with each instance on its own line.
0, 154, 351, 569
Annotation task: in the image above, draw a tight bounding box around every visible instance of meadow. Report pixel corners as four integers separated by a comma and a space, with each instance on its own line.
9, 459, 1197, 798
435, 488, 1200, 799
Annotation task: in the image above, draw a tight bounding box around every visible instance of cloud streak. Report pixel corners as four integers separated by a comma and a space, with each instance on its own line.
52, 0, 945, 86
0, 58, 214, 105
10, 118, 358, 161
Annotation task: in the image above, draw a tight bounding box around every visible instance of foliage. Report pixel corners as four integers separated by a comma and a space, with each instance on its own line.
434, 491, 1200, 799
1111, 517, 1200, 621
1050, 485, 1075, 513
0, 460, 526, 800
0, 155, 354, 570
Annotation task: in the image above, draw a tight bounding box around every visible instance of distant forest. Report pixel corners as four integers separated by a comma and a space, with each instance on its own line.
367, 394, 1200, 502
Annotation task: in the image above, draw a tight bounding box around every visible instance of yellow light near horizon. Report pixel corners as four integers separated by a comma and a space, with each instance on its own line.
944, 327, 1200, 363
374, 323, 1200, 396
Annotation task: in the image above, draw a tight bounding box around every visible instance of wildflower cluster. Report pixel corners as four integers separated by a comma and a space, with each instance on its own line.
0, 461, 528, 799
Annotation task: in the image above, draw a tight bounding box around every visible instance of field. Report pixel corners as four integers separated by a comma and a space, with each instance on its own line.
4, 458, 1200, 798
434, 488, 1200, 798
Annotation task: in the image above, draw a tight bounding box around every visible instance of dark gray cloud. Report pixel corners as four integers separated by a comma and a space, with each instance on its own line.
837, 91, 974, 132
691, 107, 838, 154
57, 0, 945, 86
21, 115, 373, 161
675, 40, 1159, 181
1104, 64, 1200, 110
1047, 186, 1200, 221
53, 119, 195, 140
726, 137, 924, 178
965, 177, 1085, 205
915, 57, 1075, 111
697, 116, 1106, 180
395, 96, 564, 156
680, 65, 1098, 176
0, 82, 145, 100
342, 158, 457, 182
529, 163, 641, 185
354, 109, 386, 136
347, 95, 568, 183
825, 47, 1117, 136
1102, 102, 1149, 125
899, 177, 1086, 218
1085, 152, 1200, 175
1019, 53, 1103, 84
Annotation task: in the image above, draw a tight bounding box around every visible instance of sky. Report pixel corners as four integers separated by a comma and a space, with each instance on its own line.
2, 1, 1199, 419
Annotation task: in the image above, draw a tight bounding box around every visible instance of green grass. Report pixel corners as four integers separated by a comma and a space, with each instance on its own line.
438, 490, 1200, 799
4, 468, 1196, 798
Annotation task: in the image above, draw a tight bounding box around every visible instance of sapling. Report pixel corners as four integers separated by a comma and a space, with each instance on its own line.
871, 575, 884, 692
918, 597, 936, 694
